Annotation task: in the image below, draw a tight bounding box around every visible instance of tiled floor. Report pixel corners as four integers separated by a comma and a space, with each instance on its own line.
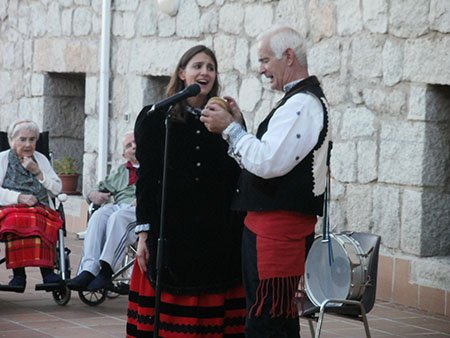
0, 233, 449, 338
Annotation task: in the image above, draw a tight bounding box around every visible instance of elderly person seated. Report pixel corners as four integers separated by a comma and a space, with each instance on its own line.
0, 120, 63, 292
67, 131, 138, 292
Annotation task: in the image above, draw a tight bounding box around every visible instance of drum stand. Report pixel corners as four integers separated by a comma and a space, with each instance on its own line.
301, 142, 381, 338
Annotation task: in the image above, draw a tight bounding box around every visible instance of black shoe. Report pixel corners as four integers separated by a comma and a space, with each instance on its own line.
8, 275, 26, 293
67, 271, 95, 291
42, 272, 62, 284
86, 273, 113, 291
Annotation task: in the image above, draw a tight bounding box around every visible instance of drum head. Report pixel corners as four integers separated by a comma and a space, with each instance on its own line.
305, 235, 352, 306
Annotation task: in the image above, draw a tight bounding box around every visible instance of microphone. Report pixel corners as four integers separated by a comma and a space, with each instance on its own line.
148, 84, 201, 114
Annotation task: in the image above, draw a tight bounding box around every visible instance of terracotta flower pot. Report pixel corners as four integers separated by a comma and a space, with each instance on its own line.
59, 174, 80, 195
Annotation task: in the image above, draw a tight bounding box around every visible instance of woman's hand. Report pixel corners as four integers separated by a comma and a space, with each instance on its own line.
136, 232, 150, 273
21, 156, 43, 180
18, 194, 38, 206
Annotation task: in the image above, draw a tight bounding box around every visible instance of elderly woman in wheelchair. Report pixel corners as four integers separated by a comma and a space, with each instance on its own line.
0, 120, 63, 292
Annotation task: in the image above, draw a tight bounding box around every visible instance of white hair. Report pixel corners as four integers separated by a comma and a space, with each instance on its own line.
7, 119, 40, 144
258, 26, 307, 67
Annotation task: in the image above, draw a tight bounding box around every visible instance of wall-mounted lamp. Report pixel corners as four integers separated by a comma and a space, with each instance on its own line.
158, 0, 180, 16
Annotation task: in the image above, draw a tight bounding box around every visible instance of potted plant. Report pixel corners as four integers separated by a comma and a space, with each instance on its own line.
54, 156, 80, 195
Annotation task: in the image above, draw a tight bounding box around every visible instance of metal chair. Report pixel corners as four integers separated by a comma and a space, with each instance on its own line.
300, 231, 381, 338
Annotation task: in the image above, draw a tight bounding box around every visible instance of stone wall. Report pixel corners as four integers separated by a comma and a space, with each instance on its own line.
1, 0, 449, 313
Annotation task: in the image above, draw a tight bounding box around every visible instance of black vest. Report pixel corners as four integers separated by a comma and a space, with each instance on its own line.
233, 76, 330, 216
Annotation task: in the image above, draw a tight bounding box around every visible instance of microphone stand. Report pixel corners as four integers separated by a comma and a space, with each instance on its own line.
153, 105, 174, 338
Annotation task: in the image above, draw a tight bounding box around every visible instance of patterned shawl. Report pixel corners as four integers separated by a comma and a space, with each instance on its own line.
2, 150, 49, 206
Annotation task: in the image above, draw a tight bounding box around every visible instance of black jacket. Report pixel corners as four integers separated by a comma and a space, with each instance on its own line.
134, 105, 243, 294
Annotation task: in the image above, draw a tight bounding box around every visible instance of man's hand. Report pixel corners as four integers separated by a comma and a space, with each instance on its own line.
200, 101, 235, 134
136, 232, 149, 273
89, 191, 111, 205
18, 194, 38, 206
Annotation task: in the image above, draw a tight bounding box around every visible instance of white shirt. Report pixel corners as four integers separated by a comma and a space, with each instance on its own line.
224, 92, 324, 179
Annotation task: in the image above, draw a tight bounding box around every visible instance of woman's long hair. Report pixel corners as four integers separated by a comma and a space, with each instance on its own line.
166, 45, 220, 118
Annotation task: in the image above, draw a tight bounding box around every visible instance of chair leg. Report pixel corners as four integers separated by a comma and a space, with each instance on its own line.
307, 318, 316, 337
358, 302, 371, 338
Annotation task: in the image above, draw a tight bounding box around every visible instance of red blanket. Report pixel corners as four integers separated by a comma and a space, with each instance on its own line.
0, 204, 62, 246
0, 204, 63, 268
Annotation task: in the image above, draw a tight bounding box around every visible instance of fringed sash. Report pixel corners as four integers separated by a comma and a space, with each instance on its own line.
245, 211, 316, 318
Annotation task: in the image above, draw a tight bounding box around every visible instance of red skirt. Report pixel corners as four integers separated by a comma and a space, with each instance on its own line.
127, 260, 246, 337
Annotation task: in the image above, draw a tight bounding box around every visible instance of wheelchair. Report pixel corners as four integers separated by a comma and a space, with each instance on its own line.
75, 203, 136, 306
0, 131, 72, 306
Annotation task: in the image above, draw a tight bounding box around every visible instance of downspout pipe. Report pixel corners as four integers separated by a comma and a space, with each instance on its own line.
98, 0, 112, 182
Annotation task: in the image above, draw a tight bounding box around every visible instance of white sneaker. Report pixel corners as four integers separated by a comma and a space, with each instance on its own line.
77, 230, 87, 240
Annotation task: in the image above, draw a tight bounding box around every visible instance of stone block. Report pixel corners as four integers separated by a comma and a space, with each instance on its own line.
61, 9, 73, 36
382, 38, 403, 86
84, 116, 99, 153
331, 141, 357, 183
430, 0, 450, 33
238, 76, 262, 113
214, 35, 236, 72
73, 7, 92, 36
357, 139, 377, 183
158, 12, 176, 37
308, 0, 335, 42
403, 36, 450, 85
82, 152, 98, 194
308, 38, 340, 76
135, 1, 158, 36
412, 256, 450, 291
407, 84, 423, 121
321, 75, 347, 106
0, 72, 12, 104
373, 185, 400, 249
84, 76, 98, 117
31, 73, 44, 96
34, 38, 98, 73
200, 11, 218, 34
176, 0, 200, 38
379, 121, 425, 185
422, 191, 450, 255
329, 200, 346, 232
275, 0, 308, 37
362, 0, 388, 33
219, 73, 239, 102
244, 4, 273, 37
114, 0, 139, 11
341, 107, 376, 140
198, 0, 215, 7
345, 184, 372, 232
390, 0, 429, 38
401, 189, 422, 255
234, 38, 249, 75
362, 86, 407, 117
219, 3, 244, 35
336, 0, 362, 36
47, 2, 62, 37
351, 35, 384, 79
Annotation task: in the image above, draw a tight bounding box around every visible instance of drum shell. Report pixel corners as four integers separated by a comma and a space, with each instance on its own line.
305, 233, 369, 306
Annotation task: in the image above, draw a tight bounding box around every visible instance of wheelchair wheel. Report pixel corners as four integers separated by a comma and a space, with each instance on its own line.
78, 289, 107, 306
52, 285, 71, 306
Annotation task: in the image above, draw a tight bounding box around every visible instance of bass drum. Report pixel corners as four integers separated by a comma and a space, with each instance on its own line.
305, 233, 369, 306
